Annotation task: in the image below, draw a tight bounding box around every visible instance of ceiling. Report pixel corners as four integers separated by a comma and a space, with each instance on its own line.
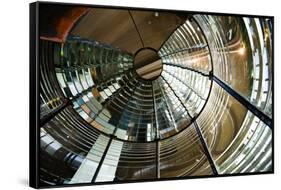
70, 8, 187, 54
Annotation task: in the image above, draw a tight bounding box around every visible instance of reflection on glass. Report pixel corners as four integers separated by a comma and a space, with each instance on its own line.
38, 10, 273, 186
195, 15, 272, 118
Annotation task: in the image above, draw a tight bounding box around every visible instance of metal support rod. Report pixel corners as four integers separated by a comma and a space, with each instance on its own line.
40, 83, 95, 126
161, 75, 218, 175
152, 81, 161, 178
128, 10, 145, 48
152, 81, 160, 139
163, 62, 210, 77
40, 69, 134, 127
213, 75, 272, 128
90, 74, 137, 182
156, 139, 160, 178
91, 134, 115, 182
40, 99, 70, 126
193, 120, 218, 175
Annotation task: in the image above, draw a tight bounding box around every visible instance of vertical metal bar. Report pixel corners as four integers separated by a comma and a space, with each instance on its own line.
156, 140, 160, 178
152, 81, 159, 139
213, 75, 272, 128
152, 81, 160, 178
91, 134, 115, 182
91, 75, 139, 182
193, 120, 218, 175
161, 75, 218, 175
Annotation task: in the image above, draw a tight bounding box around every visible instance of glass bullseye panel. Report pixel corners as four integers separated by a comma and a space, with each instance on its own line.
159, 19, 212, 75
38, 6, 273, 186
53, 35, 212, 142
194, 15, 272, 118
159, 125, 213, 177
40, 41, 66, 120
196, 83, 272, 174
